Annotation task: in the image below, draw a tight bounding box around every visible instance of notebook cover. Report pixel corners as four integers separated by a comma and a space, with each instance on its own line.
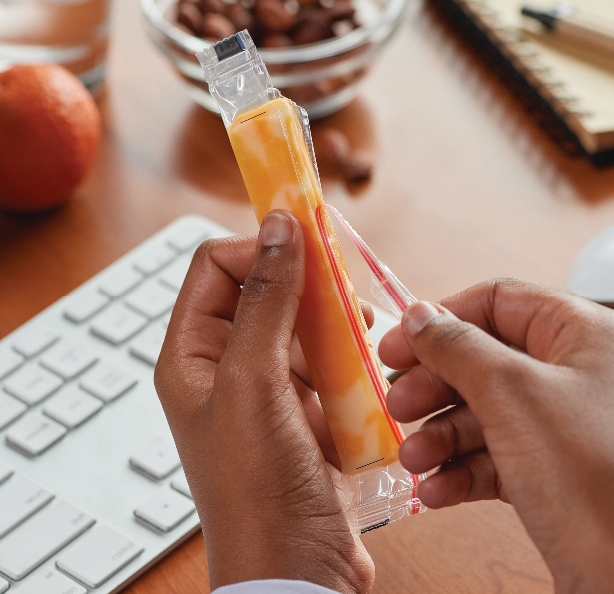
429, 0, 614, 164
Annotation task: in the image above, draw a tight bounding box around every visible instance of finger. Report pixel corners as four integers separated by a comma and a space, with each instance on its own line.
416, 450, 506, 509
439, 278, 606, 364
398, 405, 485, 474
218, 210, 305, 400
290, 333, 312, 388
360, 302, 374, 330
381, 278, 603, 370
379, 324, 416, 370
386, 365, 460, 423
177, 236, 257, 324
292, 376, 341, 470
380, 280, 560, 370
400, 301, 538, 424
155, 236, 258, 412
160, 236, 257, 366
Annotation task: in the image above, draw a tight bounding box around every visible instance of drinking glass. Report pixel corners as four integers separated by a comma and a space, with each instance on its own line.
0, 0, 111, 93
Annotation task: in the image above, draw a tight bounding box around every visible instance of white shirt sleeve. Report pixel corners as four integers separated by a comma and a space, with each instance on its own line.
213, 579, 340, 594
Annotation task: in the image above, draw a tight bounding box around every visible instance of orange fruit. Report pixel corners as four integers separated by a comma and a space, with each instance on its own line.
0, 63, 101, 213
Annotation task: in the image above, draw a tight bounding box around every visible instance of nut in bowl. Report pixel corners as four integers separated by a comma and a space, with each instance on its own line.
142, 0, 409, 118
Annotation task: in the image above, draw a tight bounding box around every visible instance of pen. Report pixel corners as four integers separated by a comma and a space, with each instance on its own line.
521, 5, 614, 56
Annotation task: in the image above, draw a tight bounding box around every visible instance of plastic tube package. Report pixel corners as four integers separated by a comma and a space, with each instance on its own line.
198, 31, 425, 534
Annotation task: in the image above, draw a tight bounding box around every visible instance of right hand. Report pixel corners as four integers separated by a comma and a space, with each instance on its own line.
379, 279, 614, 594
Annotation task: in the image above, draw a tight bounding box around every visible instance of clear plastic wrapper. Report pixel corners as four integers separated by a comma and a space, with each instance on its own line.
198, 31, 425, 534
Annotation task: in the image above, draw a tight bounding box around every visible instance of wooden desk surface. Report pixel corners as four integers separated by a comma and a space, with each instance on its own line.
2, 0, 614, 592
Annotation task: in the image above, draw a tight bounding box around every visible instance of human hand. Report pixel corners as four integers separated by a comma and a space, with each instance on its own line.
154, 211, 374, 593
379, 279, 614, 594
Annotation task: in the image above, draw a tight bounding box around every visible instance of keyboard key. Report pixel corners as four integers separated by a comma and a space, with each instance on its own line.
171, 470, 192, 499
158, 255, 191, 292
64, 290, 110, 324
129, 323, 166, 367
11, 566, 86, 594
12, 327, 59, 358
40, 341, 98, 380
6, 412, 67, 457
133, 244, 176, 275
129, 437, 180, 480
0, 461, 12, 486
0, 348, 24, 379
0, 499, 94, 581
90, 303, 148, 345
0, 475, 54, 538
0, 576, 6, 593
56, 524, 143, 589
0, 392, 27, 430
79, 364, 137, 403
167, 221, 209, 252
125, 281, 177, 319
134, 489, 195, 533
43, 385, 103, 430
98, 267, 143, 299
3, 364, 64, 406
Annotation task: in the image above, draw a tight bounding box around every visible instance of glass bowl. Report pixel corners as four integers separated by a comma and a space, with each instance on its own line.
141, 0, 409, 118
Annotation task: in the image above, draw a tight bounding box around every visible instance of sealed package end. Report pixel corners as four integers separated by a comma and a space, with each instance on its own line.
342, 461, 426, 535
197, 31, 279, 127
198, 31, 426, 535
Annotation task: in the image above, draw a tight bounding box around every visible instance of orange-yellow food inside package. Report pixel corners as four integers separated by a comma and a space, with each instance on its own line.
198, 31, 425, 534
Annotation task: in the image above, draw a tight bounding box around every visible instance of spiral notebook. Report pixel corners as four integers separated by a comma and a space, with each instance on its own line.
431, 0, 614, 165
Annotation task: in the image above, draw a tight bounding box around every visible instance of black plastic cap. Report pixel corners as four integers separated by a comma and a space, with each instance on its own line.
213, 34, 246, 61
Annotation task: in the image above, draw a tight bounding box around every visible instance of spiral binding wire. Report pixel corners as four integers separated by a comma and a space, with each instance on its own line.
428, 0, 614, 166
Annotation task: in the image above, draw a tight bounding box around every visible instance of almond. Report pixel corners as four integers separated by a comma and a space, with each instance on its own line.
226, 2, 253, 29
292, 20, 331, 44
254, 0, 297, 32
315, 128, 350, 166
341, 151, 372, 183
261, 32, 293, 47
200, 0, 226, 13
329, 0, 354, 21
202, 13, 236, 40
177, 2, 204, 35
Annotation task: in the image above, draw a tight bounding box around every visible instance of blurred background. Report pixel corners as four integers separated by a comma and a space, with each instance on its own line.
2, 0, 614, 332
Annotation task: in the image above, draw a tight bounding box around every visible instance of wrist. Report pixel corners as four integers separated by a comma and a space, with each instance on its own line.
204, 517, 373, 594
547, 519, 614, 594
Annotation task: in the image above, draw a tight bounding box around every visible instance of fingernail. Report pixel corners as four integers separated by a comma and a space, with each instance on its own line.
261, 213, 293, 247
403, 302, 440, 336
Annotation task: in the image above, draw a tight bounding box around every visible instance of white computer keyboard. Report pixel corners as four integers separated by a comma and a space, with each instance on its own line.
0, 215, 399, 594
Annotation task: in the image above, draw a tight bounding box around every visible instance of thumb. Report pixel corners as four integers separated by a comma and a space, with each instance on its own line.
401, 301, 536, 424
219, 210, 305, 394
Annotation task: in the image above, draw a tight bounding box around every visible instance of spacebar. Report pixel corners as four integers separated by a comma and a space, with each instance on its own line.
0, 500, 94, 580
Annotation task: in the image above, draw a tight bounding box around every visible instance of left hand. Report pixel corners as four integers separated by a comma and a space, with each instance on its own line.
154, 211, 374, 593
